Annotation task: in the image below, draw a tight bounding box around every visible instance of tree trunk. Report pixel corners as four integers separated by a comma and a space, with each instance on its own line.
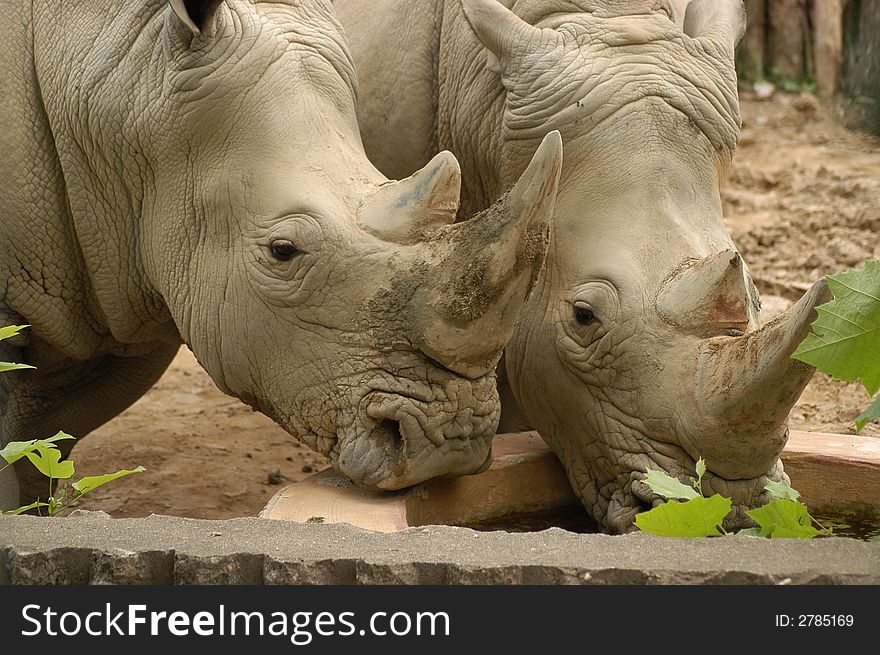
813, 0, 844, 96
767, 0, 809, 81
737, 0, 766, 82
841, 0, 880, 134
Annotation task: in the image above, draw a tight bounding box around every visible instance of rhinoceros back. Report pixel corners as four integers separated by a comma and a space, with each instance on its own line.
334, 0, 445, 181
1, 0, 105, 358
1, 0, 173, 360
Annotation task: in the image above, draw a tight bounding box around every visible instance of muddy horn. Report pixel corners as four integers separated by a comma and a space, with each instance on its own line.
690, 278, 832, 479
410, 130, 563, 377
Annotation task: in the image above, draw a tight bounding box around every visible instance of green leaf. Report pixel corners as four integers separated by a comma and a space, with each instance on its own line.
635, 495, 732, 537
793, 260, 880, 395
72, 466, 145, 495
0, 362, 36, 373
43, 431, 74, 443
0, 325, 29, 341
764, 479, 801, 501
695, 458, 707, 483
0, 433, 76, 465
736, 527, 764, 537
43, 431, 76, 445
24, 445, 75, 480
0, 441, 38, 465
746, 499, 820, 539
642, 468, 699, 500
0, 326, 34, 371
2, 501, 50, 516
856, 394, 880, 433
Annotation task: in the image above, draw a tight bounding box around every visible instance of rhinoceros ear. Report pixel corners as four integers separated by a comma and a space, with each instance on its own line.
461, 0, 552, 76
169, 0, 226, 36
683, 0, 747, 56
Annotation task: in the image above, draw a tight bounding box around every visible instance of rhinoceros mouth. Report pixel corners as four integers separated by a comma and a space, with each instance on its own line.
333, 382, 498, 490
627, 456, 788, 533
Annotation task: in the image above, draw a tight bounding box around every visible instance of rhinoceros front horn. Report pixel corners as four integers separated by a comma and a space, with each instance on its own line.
410, 131, 563, 377
687, 278, 832, 479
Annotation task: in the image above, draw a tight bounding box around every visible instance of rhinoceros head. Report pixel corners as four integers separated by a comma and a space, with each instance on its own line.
137, 0, 562, 489
462, 0, 829, 530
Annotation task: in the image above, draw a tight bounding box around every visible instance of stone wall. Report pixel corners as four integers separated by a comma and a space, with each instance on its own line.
2, 513, 879, 585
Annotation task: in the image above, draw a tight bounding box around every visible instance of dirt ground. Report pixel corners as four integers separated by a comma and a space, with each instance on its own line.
725, 92, 880, 439
69, 92, 880, 519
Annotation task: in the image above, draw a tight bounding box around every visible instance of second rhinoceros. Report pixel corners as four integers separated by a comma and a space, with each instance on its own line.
0, 0, 563, 509
336, 0, 830, 531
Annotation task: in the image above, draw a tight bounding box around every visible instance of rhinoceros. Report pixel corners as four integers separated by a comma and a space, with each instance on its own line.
335, 0, 831, 532
0, 0, 564, 509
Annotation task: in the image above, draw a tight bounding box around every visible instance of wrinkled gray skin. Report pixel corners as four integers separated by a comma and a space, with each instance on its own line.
336, 0, 830, 532
0, 0, 564, 509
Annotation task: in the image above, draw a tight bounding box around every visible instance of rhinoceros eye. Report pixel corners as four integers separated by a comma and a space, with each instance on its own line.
574, 303, 597, 326
269, 239, 299, 262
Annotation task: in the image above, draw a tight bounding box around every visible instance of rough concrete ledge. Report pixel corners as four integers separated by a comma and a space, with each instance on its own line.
1, 513, 878, 585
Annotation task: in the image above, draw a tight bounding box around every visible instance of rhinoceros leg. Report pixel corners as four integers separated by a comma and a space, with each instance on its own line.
0, 464, 17, 512
0, 343, 178, 509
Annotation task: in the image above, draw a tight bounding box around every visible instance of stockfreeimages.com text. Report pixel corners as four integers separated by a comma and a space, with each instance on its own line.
21, 604, 451, 645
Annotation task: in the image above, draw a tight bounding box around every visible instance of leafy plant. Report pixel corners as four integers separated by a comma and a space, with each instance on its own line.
793, 260, 880, 432
746, 497, 819, 539
0, 325, 144, 516
634, 494, 731, 538
766, 66, 818, 95
635, 460, 831, 539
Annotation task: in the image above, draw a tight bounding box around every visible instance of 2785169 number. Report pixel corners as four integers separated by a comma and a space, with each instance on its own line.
775, 614, 854, 627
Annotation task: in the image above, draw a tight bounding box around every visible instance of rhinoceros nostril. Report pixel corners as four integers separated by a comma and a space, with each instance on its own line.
369, 419, 405, 460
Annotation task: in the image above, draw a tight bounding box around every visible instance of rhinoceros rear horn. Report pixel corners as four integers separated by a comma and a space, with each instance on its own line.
358, 151, 461, 243
657, 250, 756, 333
169, 0, 226, 35
409, 131, 562, 377
683, 0, 747, 55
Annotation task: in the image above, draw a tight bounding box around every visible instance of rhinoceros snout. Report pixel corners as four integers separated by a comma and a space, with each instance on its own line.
334, 384, 498, 490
